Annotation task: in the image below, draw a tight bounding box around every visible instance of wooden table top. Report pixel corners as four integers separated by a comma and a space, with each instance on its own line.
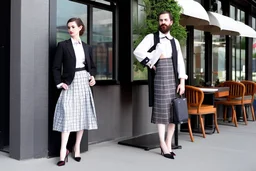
199, 87, 229, 98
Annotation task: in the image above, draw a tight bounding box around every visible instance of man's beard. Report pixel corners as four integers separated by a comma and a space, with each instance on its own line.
158, 24, 171, 34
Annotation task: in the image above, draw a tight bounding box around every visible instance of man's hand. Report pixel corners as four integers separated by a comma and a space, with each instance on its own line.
177, 83, 185, 96
89, 76, 96, 86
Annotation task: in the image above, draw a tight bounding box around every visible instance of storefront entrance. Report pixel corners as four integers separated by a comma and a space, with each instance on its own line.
0, 0, 10, 152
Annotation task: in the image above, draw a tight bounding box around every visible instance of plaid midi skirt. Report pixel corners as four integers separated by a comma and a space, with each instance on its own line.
151, 58, 176, 124
53, 70, 98, 132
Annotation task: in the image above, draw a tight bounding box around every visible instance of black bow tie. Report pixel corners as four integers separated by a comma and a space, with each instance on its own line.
161, 36, 170, 40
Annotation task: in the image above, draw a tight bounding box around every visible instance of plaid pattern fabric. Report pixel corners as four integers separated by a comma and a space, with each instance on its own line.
151, 58, 176, 124
53, 70, 98, 132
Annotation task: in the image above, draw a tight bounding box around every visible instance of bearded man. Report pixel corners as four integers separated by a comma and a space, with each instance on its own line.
133, 11, 187, 159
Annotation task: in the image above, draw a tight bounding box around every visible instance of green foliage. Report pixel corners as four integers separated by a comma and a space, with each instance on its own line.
133, 0, 187, 72
253, 53, 256, 58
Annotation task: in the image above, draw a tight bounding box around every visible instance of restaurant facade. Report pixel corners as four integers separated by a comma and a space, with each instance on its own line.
0, 0, 256, 160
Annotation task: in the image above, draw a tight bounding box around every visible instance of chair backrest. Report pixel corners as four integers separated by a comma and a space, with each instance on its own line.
222, 81, 245, 101
185, 85, 204, 112
241, 80, 256, 101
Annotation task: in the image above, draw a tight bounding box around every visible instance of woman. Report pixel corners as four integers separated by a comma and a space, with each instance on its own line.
52, 17, 98, 166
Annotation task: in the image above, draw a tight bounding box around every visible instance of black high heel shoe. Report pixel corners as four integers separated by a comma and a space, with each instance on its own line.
160, 148, 175, 159
73, 156, 81, 162
73, 148, 81, 162
170, 152, 176, 156
57, 150, 69, 166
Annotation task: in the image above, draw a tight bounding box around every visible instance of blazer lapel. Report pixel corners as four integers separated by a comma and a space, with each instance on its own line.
66, 39, 76, 59
82, 42, 89, 65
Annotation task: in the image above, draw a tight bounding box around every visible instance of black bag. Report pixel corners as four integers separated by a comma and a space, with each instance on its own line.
172, 97, 188, 124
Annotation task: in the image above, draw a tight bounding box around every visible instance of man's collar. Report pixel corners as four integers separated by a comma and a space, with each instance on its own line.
159, 31, 173, 40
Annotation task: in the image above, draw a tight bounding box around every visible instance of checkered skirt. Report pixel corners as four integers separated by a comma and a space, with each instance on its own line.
151, 58, 176, 124
53, 70, 98, 132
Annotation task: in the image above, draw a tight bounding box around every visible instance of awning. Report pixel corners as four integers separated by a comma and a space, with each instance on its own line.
176, 0, 209, 26
195, 12, 240, 36
236, 21, 256, 38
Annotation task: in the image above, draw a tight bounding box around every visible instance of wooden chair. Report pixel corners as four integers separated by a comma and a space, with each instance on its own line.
215, 81, 247, 127
241, 80, 256, 121
185, 85, 220, 142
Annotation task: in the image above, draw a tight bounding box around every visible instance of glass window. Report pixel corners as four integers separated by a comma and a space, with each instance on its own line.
92, 8, 113, 80
56, 0, 87, 43
94, 0, 110, 5
57, 0, 114, 81
231, 7, 245, 81
230, 5, 235, 19
133, 0, 147, 80
212, 35, 226, 84
193, 30, 205, 86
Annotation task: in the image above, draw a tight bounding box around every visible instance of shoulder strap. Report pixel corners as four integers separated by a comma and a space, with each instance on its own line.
170, 39, 179, 87
147, 32, 159, 52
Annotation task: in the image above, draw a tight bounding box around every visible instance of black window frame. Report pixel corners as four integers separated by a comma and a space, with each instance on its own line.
49, 0, 119, 85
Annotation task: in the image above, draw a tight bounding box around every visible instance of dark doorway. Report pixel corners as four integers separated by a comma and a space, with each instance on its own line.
0, 0, 10, 152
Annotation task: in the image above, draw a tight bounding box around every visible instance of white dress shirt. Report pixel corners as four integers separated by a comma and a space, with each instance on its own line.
133, 31, 187, 79
71, 38, 85, 68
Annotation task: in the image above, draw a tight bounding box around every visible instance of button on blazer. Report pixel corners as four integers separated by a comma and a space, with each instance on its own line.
52, 39, 96, 86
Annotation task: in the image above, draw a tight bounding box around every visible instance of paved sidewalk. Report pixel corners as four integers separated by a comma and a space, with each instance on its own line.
1, 122, 256, 171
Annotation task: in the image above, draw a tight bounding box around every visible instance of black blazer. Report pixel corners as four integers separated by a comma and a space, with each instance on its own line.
52, 39, 96, 86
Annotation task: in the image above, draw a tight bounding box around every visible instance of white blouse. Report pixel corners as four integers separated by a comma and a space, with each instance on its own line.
133, 31, 187, 79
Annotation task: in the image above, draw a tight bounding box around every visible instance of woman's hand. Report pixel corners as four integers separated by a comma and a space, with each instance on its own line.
61, 83, 69, 90
89, 76, 96, 86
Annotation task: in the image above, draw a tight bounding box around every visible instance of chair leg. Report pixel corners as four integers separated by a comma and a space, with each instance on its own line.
199, 115, 206, 138
250, 104, 256, 121
214, 112, 220, 133
242, 105, 248, 125
223, 106, 227, 122
187, 117, 194, 142
232, 106, 238, 127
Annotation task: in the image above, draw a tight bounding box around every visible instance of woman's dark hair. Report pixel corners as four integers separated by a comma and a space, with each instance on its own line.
67, 17, 85, 36
158, 11, 173, 21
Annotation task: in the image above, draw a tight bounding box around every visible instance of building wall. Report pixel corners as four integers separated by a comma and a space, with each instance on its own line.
88, 85, 133, 143
9, 0, 49, 159
132, 85, 157, 136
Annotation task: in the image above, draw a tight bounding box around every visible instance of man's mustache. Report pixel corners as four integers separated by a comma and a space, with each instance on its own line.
160, 24, 168, 27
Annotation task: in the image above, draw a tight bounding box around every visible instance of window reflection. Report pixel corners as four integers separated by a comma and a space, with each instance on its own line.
212, 35, 226, 84
92, 8, 113, 80
193, 30, 205, 86
56, 0, 87, 43
230, 6, 245, 81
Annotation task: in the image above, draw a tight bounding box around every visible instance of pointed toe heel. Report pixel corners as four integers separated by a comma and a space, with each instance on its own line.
74, 157, 81, 162
57, 150, 69, 166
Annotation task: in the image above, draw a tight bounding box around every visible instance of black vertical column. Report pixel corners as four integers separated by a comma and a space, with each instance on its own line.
0, 0, 10, 151
202, 0, 213, 83
186, 26, 194, 85
117, 0, 132, 83
225, 36, 233, 80
221, 0, 232, 80
245, 14, 253, 80
204, 32, 213, 83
